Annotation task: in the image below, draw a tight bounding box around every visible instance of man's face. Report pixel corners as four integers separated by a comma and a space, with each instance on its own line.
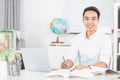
83, 10, 99, 33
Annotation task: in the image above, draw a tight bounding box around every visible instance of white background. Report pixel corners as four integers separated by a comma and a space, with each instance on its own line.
20, 0, 115, 48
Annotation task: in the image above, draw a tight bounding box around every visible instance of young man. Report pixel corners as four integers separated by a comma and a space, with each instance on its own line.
61, 6, 112, 70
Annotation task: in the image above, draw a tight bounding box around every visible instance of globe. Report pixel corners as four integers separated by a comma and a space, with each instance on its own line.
50, 18, 67, 43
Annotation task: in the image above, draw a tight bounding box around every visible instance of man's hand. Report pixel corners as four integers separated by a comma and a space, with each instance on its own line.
61, 59, 73, 69
61, 62, 69, 69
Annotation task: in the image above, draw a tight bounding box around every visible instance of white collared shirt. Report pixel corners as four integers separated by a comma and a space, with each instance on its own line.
67, 30, 112, 66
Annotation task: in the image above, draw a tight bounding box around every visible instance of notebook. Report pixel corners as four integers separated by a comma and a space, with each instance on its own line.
21, 48, 52, 72
44, 67, 115, 78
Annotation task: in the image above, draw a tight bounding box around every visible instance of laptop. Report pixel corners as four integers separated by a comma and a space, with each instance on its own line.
21, 48, 52, 72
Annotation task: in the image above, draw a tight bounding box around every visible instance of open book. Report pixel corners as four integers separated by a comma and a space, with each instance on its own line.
44, 67, 109, 78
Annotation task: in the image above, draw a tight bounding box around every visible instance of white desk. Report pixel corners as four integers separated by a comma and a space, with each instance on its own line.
8, 70, 120, 80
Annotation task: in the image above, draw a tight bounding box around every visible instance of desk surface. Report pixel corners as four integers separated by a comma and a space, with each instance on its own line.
8, 70, 120, 80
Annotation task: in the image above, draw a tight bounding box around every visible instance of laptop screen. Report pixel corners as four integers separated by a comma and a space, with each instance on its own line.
21, 48, 52, 72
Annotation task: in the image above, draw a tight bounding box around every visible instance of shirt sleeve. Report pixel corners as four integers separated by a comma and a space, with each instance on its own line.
99, 35, 112, 66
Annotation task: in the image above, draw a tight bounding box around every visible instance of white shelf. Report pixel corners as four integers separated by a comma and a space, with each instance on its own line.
117, 29, 120, 31
48, 45, 71, 69
113, 3, 120, 71
49, 43, 71, 47
117, 54, 120, 55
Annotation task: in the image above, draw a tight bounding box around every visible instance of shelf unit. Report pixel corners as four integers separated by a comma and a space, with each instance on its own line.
48, 44, 71, 69
114, 3, 120, 71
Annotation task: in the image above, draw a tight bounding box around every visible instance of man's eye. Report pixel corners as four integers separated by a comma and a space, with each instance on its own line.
92, 17, 97, 20
85, 18, 88, 20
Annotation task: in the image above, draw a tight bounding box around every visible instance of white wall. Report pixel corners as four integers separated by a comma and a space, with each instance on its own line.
116, 0, 120, 2
20, 0, 115, 48
63, 0, 114, 33
20, 0, 71, 48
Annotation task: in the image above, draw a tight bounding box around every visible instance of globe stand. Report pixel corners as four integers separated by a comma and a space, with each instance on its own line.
51, 36, 64, 44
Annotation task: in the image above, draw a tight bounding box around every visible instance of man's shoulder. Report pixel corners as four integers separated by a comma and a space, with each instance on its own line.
97, 31, 110, 38
97, 32, 111, 42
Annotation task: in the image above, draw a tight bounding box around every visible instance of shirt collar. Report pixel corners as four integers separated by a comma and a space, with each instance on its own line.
82, 30, 100, 39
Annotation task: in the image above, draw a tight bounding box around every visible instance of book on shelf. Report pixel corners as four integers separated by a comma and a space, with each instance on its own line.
44, 67, 111, 78
118, 8, 120, 29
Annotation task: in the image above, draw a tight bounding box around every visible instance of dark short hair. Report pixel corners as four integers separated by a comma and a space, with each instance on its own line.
83, 6, 100, 19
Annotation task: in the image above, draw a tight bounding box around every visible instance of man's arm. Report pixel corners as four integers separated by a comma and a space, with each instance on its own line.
73, 61, 107, 70
91, 61, 107, 68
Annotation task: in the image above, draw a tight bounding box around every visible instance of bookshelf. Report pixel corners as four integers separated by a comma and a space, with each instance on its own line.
114, 3, 120, 71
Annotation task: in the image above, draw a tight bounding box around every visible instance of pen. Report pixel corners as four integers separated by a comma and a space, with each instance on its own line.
62, 56, 66, 62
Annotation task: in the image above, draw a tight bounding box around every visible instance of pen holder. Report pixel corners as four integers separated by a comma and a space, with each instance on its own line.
8, 52, 21, 76
7, 50, 21, 76
8, 60, 21, 76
